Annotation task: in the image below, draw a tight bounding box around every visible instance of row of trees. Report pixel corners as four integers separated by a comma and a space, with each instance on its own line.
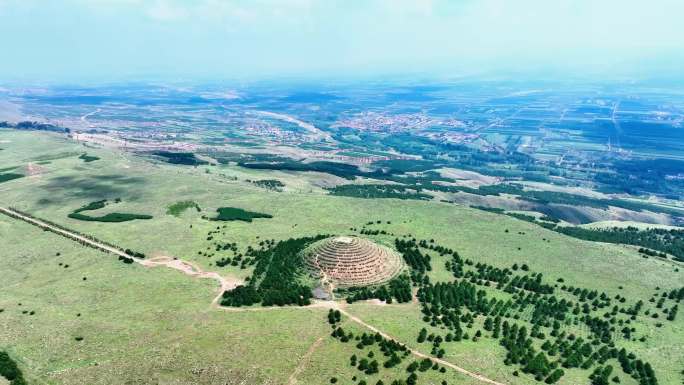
2, 207, 144, 266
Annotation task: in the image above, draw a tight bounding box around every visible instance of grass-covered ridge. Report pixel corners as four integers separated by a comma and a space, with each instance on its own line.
209, 206, 272, 222
68, 199, 153, 222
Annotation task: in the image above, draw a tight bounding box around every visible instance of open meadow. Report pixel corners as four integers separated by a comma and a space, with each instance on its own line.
1, 130, 683, 385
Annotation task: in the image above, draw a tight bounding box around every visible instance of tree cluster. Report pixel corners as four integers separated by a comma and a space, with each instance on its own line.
397, 236, 662, 385
345, 275, 412, 304
220, 235, 328, 307
0, 351, 27, 385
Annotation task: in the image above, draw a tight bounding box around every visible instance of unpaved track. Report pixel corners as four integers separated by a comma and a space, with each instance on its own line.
218, 300, 506, 385
0, 207, 242, 300
140, 257, 243, 305
336, 306, 505, 385
286, 336, 325, 385
0, 206, 504, 385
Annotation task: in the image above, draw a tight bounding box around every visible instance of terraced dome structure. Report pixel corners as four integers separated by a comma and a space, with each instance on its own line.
303, 236, 403, 288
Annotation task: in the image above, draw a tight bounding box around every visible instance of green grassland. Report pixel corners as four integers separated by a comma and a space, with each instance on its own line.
0, 217, 333, 385
296, 316, 485, 385
0, 130, 683, 385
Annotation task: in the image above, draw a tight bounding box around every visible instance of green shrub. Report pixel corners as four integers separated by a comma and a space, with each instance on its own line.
211, 207, 272, 222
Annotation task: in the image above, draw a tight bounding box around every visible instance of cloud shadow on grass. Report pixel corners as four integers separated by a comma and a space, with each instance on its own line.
41, 174, 148, 202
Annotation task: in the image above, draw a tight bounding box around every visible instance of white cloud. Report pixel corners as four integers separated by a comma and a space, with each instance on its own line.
146, 0, 188, 21
378, 0, 435, 17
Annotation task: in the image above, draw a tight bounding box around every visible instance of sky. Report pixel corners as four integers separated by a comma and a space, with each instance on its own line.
1, 0, 683, 83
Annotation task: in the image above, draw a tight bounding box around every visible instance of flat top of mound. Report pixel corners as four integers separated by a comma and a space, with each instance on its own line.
334, 236, 354, 243
303, 236, 403, 288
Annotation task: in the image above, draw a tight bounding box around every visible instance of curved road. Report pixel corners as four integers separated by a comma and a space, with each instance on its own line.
0, 206, 240, 300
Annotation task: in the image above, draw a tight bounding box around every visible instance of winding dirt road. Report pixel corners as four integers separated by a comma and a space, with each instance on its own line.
286, 336, 325, 385
0, 206, 505, 385
216, 300, 505, 385
140, 256, 243, 305
0, 206, 242, 301
334, 305, 505, 385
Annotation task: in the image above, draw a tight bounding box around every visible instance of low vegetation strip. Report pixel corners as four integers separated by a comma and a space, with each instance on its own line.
0, 173, 23, 183
431, 182, 684, 218
0, 120, 69, 133
0, 207, 139, 265
68, 212, 153, 222
68, 199, 153, 222
326, 184, 432, 200
209, 207, 272, 222
238, 160, 362, 180
0, 351, 27, 385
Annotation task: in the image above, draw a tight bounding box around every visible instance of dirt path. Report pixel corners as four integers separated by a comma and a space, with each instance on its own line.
336, 307, 505, 385
218, 300, 506, 385
286, 336, 325, 385
0, 206, 504, 385
0, 206, 242, 302
140, 256, 243, 305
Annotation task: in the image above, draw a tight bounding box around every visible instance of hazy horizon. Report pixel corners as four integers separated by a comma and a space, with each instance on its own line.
1, 0, 683, 83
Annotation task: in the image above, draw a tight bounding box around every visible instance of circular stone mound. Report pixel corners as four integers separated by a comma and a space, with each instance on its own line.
303, 236, 403, 287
